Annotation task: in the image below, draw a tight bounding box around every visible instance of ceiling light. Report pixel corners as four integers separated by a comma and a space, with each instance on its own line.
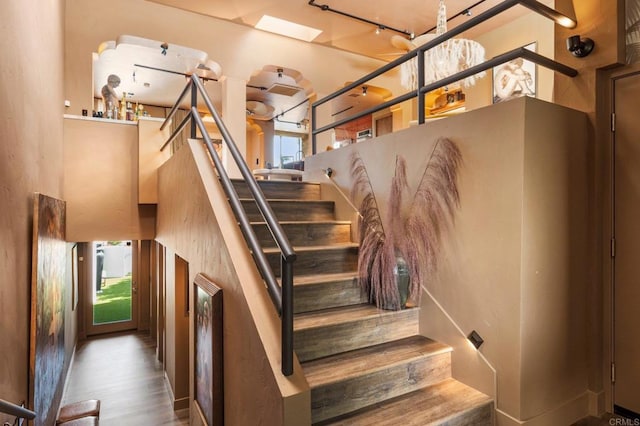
255, 15, 322, 42
398, 0, 485, 90
362, 86, 368, 96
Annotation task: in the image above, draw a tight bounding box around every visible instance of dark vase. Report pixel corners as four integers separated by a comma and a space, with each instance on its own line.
393, 249, 410, 310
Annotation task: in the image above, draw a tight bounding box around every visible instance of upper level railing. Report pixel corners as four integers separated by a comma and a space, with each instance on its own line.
311, 0, 579, 153
0, 398, 36, 421
161, 74, 297, 376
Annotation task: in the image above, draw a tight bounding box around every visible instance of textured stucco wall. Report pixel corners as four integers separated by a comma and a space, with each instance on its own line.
0, 0, 76, 422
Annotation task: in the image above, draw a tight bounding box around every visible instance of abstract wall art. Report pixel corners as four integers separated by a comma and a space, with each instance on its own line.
29, 193, 67, 426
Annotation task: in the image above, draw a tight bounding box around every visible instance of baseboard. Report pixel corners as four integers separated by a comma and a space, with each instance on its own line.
495, 392, 589, 426
173, 396, 189, 411
588, 390, 605, 417
163, 372, 189, 411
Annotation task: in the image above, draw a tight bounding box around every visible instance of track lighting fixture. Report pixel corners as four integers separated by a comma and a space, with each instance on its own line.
160, 42, 168, 56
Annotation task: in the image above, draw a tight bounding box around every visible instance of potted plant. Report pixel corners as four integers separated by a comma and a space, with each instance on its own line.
350, 137, 462, 310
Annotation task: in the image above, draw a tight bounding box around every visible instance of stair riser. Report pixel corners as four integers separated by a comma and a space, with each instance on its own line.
253, 222, 351, 247
294, 280, 367, 313
446, 402, 494, 426
241, 200, 335, 222
232, 180, 320, 200
294, 309, 418, 362
267, 247, 358, 277
311, 352, 452, 423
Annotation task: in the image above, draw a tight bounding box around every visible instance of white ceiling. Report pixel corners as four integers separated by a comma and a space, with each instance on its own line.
94, 0, 555, 126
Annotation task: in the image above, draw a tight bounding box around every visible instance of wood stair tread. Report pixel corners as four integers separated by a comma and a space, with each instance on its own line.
250, 220, 352, 225
263, 243, 359, 254
294, 304, 416, 331
230, 178, 319, 185
303, 335, 451, 388
318, 378, 492, 426
291, 272, 358, 286
240, 198, 332, 203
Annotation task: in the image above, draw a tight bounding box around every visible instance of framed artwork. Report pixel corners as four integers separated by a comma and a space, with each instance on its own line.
193, 273, 223, 426
71, 244, 79, 310
493, 42, 537, 104
30, 193, 67, 426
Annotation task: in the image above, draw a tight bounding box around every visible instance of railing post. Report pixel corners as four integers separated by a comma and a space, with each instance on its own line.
190, 79, 198, 139
417, 50, 426, 125
281, 256, 294, 376
311, 103, 317, 155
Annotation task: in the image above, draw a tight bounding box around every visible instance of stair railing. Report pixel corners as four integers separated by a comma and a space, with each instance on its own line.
310, 0, 579, 153
161, 74, 296, 376
0, 399, 35, 421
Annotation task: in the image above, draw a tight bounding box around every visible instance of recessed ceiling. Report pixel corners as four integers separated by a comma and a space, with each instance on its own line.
93, 35, 222, 110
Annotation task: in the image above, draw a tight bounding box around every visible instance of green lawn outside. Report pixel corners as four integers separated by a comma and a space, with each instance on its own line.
93, 276, 132, 324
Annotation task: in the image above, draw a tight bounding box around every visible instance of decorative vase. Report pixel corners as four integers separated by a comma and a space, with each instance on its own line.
393, 249, 410, 310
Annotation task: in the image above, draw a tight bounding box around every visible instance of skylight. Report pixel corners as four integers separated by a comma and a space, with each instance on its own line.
255, 15, 322, 42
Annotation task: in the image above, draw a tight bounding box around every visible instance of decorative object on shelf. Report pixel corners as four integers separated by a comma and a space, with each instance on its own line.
392, 0, 486, 91
492, 42, 537, 103
350, 137, 462, 310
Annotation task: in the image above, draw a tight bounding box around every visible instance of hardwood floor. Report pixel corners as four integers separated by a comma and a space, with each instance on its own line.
62, 331, 189, 426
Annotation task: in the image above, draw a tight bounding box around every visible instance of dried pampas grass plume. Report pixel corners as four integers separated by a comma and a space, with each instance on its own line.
350, 137, 462, 310
402, 137, 462, 302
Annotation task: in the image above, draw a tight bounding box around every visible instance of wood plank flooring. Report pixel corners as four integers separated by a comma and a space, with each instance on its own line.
61, 331, 188, 426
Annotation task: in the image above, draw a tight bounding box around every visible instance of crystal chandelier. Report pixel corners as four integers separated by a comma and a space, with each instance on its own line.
398, 0, 486, 90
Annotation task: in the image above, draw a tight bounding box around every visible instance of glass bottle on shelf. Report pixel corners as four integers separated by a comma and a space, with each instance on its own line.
120, 92, 127, 120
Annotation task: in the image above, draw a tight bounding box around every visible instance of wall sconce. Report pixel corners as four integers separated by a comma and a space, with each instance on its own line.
566, 35, 595, 58
467, 330, 484, 350
362, 86, 368, 96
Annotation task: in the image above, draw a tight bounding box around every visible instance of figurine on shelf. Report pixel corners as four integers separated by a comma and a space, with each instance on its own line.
101, 74, 121, 118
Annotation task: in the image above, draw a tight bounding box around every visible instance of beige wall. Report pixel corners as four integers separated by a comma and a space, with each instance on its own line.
156, 140, 310, 425
63, 117, 156, 242
0, 0, 78, 422
305, 96, 590, 425
138, 118, 171, 204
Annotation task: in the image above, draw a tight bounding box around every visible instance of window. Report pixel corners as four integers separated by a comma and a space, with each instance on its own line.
273, 134, 302, 167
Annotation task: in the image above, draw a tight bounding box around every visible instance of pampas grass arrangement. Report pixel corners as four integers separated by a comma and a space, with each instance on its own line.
350, 137, 462, 310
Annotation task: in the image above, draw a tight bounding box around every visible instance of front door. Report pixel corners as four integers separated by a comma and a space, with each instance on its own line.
613, 70, 640, 417
86, 240, 138, 335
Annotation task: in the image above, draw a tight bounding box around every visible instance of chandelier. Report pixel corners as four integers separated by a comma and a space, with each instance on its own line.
396, 0, 486, 90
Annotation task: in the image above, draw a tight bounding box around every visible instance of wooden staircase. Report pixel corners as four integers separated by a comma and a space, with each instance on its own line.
232, 178, 494, 425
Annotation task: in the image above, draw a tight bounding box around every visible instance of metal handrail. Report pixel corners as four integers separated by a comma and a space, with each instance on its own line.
0, 399, 35, 420
312, 45, 577, 138
161, 75, 296, 376
310, 0, 578, 153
